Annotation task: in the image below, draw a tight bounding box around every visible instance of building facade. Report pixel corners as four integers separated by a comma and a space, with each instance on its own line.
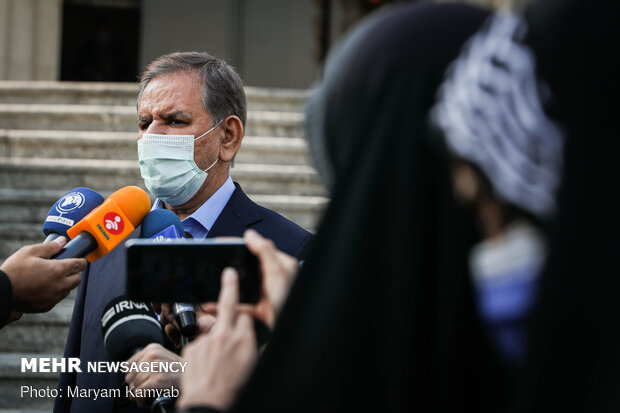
0, 0, 509, 88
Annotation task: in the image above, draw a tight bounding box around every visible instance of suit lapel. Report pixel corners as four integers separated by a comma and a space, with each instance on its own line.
207, 183, 262, 238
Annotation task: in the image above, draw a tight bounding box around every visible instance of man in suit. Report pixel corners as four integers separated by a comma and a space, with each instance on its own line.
54, 52, 312, 413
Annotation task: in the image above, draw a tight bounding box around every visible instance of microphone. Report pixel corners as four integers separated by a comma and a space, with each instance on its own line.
140, 209, 184, 242
52, 186, 151, 262
101, 295, 173, 413
140, 209, 198, 339
43, 188, 105, 242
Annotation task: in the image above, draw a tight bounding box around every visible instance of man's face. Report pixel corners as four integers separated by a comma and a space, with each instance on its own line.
137, 70, 220, 171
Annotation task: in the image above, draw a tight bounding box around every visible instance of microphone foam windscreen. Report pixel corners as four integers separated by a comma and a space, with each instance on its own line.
43, 188, 105, 237
140, 209, 184, 239
108, 186, 151, 228
101, 295, 164, 361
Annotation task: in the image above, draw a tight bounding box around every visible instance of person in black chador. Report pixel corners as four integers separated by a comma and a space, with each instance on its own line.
435, 0, 620, 411
175, 3, 500, 413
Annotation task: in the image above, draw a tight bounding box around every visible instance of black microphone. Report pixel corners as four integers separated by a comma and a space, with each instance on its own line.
175, 231, 197, 342
139, 209, 198, 340
101, 295, 173, 413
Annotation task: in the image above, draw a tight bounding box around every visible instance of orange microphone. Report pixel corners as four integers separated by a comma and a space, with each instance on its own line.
53, 186, 151, 262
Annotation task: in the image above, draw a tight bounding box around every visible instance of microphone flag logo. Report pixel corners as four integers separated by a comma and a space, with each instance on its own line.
56, 192, 86, 213
103, 212, 124, 235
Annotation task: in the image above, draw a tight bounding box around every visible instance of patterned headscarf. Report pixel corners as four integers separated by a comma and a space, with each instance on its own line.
432, 12, 564, 219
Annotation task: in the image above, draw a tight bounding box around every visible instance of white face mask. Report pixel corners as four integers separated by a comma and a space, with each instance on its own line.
137, 120, 222, 206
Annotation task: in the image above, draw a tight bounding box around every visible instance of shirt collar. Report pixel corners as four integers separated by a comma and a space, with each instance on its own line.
152, 175, 235, 238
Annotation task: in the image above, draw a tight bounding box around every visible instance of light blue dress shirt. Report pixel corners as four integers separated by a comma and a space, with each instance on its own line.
151, 175, 236, 239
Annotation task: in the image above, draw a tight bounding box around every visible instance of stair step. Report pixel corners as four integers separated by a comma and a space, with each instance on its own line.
0, 189, 326, 230
0, 353, 60, 409
0, 189, 66, 225
0, 130, 137, 160
0, 223, 43, 261
0, 157, 144, 193
245, 86, 310, 112
0, 81, 308, 112
0, 300, 74, 354
239, 136, 311, 165
0, 294, 80, 411
0, 104, 305, 137
0, 81, 136, 106
0, 129, 312, 165
0, 103, 135, 132
0, 157, 324, 195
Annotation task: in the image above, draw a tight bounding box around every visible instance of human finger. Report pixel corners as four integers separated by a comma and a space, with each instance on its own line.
196, 312, 217, 334
60, 273, 82, 291
216, 268, 240, 327
198, 302, 217, 314
235, 312, 254, 336
49, 258, 87, 277
164, 323, 181, 348
244, 229, 278, 262
27, 236, 68, 258
159, 303, 177, 326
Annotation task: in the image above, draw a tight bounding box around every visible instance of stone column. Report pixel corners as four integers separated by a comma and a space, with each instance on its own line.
0, 0, 62, 80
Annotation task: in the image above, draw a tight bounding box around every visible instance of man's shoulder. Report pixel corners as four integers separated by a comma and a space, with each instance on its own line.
229, 183, 313, 258
251, 204, 313, 259
253, 202, 311, 236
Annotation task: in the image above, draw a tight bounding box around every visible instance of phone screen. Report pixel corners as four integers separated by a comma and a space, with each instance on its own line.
126, 239, 261, 303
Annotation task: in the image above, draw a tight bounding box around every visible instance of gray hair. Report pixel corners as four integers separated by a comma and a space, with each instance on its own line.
137, 51, 247, 128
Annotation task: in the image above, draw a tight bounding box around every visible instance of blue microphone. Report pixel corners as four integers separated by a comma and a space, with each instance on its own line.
140, 209, 184, 241
43, 188, 105, 242
139, 209, 197, 339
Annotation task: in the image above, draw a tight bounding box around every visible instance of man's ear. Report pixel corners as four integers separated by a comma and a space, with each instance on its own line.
219, 115, 244, 162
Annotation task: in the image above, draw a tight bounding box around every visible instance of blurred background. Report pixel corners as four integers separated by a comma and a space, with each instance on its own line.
0, 0, 517, 87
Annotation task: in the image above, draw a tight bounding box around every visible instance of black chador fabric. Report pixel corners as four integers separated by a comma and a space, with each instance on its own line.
514, 0, 620, 411
229, 4, 500, 413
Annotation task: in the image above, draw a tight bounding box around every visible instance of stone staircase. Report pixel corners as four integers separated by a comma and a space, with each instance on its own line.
0, 81, 327, 411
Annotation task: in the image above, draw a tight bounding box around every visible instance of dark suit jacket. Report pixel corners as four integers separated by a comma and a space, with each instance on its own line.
54, 183, 312, 413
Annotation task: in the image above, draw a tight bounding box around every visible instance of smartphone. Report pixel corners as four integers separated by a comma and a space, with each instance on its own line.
125, 238, 261, 304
